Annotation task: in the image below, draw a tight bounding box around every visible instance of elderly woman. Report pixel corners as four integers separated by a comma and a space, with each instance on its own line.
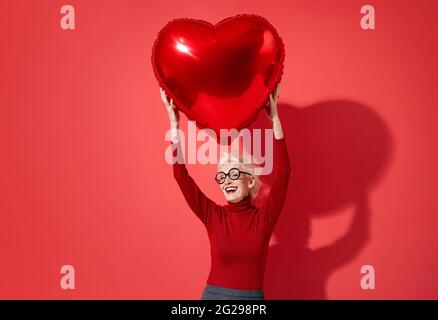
160, 83, 290, 300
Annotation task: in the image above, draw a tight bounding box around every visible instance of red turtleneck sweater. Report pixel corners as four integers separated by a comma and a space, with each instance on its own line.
172, 137, 291, 290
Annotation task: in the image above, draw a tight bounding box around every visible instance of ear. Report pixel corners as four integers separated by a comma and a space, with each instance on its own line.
248, 176, 255, 189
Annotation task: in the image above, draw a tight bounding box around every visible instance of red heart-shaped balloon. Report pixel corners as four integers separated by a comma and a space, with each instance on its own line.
151, 14, 285, 136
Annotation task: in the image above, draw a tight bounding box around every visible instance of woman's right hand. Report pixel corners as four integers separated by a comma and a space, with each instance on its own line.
160, 87, 180, 143
160, 87, 180, 128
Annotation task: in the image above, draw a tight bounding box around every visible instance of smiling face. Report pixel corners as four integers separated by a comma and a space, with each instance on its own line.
217, 162, 255, 203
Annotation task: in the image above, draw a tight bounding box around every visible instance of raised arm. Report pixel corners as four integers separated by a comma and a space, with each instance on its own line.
160, 88, 218, 228
260, 82, 291, 228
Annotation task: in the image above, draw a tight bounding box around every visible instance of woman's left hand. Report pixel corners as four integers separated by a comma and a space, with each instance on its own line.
266, 80, 282, 121
266, 80, 284, 139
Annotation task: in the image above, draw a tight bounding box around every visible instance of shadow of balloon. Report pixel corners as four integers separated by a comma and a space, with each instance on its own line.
249, 100, 393, 299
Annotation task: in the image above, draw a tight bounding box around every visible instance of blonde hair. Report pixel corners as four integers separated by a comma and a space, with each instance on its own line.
218, 150, 262, 199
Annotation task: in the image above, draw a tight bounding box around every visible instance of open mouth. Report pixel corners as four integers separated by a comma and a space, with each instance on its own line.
225, 186, 238, 194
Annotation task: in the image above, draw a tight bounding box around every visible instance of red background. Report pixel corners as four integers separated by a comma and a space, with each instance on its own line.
1, 0, 438, 299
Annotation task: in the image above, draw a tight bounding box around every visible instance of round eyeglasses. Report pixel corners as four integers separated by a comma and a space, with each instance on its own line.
215, 168, 253, 184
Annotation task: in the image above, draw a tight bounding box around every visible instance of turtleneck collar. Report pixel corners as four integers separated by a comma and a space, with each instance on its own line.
224, 195, 256, 213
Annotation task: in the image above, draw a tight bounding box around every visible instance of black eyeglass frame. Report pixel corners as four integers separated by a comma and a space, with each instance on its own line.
215, 167, 253, 184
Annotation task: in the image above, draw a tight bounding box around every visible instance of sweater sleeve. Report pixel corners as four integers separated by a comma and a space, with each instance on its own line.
171, 142, 218, 229
260, 137, 291, 229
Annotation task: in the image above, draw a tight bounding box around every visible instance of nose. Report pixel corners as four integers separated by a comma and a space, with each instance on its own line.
223, 175, 233, 185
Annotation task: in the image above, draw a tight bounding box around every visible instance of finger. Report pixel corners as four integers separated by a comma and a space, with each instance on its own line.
162, 91, 171, 108
170, 98, 174, 108
275, 82, 282, 99
276, 81, 281, 95
160, 88, 167, 104
269, 93, 274, 105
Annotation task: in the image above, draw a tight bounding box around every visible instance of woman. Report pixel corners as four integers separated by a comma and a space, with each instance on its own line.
160, 83, 291, 300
